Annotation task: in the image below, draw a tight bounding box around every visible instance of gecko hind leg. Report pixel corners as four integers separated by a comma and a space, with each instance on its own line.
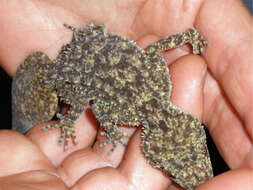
91, 103, 130, 154
99, 123, 130, 155
146, 27, 208, 55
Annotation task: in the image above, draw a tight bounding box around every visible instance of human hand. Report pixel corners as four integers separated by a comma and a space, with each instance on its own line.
0, 0, 252, 189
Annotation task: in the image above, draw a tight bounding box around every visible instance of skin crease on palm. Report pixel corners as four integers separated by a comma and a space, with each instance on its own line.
0, 0, 252, 189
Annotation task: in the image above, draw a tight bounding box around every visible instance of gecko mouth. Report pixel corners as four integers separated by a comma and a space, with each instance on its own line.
51, 99, 71, 121
51, 99, 94, 121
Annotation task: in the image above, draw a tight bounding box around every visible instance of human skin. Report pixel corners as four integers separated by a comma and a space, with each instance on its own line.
0, 0, 253, 190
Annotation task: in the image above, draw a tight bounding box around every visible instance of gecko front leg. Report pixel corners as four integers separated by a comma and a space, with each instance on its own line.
42, 83, 89, 150
91, 102, 131, 154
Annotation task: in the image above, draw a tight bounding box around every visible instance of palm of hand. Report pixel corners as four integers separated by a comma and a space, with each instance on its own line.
0, 0, 252, 190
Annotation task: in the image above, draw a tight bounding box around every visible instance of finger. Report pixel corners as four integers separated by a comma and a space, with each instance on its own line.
70, 130, 170, 190
197, 168, 253, 190
0, 130, 55, 176
56, 147, 114, 187
169, 54, 206, 120
26, 108, 98, 166
203, 73, 253, 169
197, 0, 252, 64
72, 167, 130, 190
197, 0, 253, 136
0, 0, 86, 76
194, 0, 253, 169
53, 123, 134, 187
0, 170, 68, 190
118, 129, 172, 189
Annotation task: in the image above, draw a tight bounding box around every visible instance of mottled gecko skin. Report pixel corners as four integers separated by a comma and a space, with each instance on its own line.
12, 23, 213, 189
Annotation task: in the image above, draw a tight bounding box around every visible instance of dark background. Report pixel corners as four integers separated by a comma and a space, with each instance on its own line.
0, 0, 252, 176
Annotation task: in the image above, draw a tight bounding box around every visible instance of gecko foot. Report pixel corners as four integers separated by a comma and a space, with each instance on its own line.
186, 27, 208, 55
99, 129, 129, 155
42, 118, 78, 151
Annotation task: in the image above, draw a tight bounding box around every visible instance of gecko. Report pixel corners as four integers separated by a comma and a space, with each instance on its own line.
12, 23, 213, 190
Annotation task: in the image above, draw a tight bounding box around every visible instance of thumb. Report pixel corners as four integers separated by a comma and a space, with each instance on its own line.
197, 168, 253, 190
